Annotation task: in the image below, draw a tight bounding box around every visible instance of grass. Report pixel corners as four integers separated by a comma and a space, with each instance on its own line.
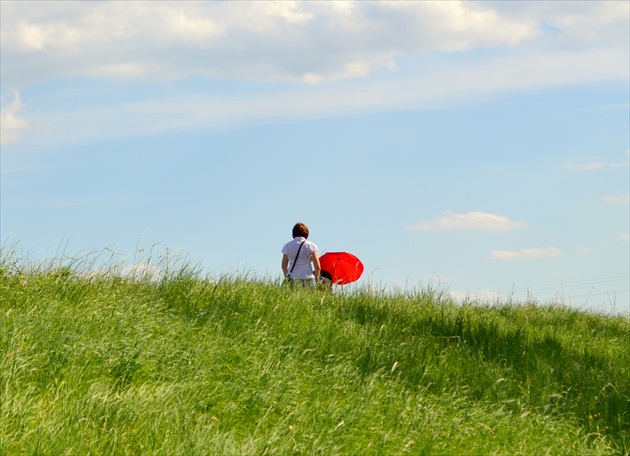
1, 247, 629, 455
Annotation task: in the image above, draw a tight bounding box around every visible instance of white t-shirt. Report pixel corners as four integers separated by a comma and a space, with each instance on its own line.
281, 237, 318, 279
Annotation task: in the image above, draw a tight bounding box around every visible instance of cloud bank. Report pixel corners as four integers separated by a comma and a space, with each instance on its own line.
0, 91, 29, 145
602, 195, 630, 205
406, 211, 527, 231
487, 247, 563, 260
1, 1, 628, 147
565, 155, 630, 171
1, 1, 537, 85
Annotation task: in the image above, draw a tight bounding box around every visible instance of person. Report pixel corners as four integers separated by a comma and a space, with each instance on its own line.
281, 222, 321, 288
319, 269, 333, 291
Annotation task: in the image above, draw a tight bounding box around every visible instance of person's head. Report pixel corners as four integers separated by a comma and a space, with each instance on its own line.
292, 222, 309, 239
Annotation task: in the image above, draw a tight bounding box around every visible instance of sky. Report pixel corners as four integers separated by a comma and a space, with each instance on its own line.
1, 1, 629, 315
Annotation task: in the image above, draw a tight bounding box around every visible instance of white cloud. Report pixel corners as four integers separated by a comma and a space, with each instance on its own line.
3, 1, 625, 86
619, 234, 630, 241
0, 90, 30, 145
1, 1, 627, 147
603, 195, 630, 204
11, 44, 626, 148
565, 153, 630, 171
478, 1, 629, 48
487, 246, 563, 260
406, 211, 527, 231
576, 246, 592, 256
564, 159, 606, 171
424, 273, 448, 284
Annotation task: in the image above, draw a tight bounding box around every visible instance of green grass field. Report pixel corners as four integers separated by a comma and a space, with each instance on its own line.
1, 250, 629, 455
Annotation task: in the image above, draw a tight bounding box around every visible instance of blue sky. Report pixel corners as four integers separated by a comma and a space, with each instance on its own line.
2, 1, 629, 314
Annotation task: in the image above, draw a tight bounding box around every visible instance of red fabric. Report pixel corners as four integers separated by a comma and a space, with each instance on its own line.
319, 252, 364, 285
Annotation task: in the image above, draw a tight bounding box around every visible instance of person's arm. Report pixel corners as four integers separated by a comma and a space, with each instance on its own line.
281, 254, 289, 277
311, 251, 321, 282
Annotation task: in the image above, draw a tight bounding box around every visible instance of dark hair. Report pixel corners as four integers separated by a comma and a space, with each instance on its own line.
292, 223, 309, 239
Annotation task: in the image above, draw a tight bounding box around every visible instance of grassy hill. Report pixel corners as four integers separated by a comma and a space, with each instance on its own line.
1, 256, 629, 455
